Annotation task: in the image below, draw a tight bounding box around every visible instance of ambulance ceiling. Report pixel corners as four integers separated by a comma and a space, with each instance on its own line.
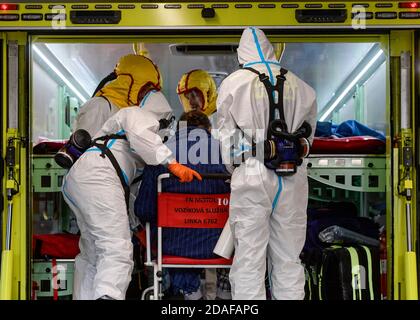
32, 41, 382, 114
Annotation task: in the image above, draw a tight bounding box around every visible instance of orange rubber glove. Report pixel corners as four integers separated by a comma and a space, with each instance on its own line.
168, 161, 202, 183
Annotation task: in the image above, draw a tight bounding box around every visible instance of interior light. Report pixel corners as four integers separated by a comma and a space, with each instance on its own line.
319, 50, 384, 122
0, 4, 19, 10
33, 46, 88, 103
399, 2, 420, 9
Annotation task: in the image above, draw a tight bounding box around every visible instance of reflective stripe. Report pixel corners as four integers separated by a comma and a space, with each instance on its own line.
345, 247, 361, 300
250, 27, 274, 84
361, 245, 374, 299
121, 170, 129, 185
140, 90, 156, 108
250, 27, 265, 63
318, 262, 323, 300
106, 129, 125, 148
271, 176, 282, 212
305, 268, 312, 300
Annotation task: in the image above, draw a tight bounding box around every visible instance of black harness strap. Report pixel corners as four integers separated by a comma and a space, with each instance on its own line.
92, 134, 130, 215
92, 71, 118, 98
131, 174, 143, 185
229, 67, 292, 168
242, 67, 288, 132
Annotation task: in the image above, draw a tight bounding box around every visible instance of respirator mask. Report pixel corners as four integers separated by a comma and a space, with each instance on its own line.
264, 120, 311, 176
241, 66, 312, 176
54, 129, 92, 169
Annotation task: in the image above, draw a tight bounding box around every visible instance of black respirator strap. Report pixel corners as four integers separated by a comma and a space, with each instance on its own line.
260, 68, 288, 132
94, 134, 127, 143
242, 67, 288, 132
92, 71, 118, 98
273, 68, 288, 128
92, 134, 130, 215
241, 67, 261, 76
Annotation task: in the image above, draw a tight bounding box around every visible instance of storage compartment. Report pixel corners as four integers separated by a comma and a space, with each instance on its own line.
32, 155, 67, 193
31, 259, 75, 300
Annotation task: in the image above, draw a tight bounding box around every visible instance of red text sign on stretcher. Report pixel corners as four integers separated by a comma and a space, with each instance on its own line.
158, 193, 230, 229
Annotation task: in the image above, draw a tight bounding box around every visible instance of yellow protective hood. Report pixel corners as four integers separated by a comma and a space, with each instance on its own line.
96, 54, 162, 109
177, 69, 217, 116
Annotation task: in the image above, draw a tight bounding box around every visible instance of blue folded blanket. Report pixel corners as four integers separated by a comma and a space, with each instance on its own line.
315, 120, 386, 142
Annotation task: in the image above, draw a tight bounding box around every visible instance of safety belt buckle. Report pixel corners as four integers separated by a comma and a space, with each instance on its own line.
259, 73, 269, 82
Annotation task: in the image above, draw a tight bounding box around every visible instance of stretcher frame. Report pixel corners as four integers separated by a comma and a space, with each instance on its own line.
143, 172, 232, 300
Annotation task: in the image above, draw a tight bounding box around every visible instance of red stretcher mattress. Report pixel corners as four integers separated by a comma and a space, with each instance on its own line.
33, 139, 67, 154
311, 136, 385, 154
33, 234, 80, 259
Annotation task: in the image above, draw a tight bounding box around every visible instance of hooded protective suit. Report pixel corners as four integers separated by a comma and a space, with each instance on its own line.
72, 54, 162, 137
62, 91, 175, 300
177, 69, 217, 116
216, 27, 317, 300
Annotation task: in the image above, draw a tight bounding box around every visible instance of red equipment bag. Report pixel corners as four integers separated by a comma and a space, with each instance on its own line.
33, 233, 80, 259
311, 136, 385, 154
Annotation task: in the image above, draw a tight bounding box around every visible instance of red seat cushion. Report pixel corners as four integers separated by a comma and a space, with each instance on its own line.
311, 136, 385, 154
162, 255, 232, 265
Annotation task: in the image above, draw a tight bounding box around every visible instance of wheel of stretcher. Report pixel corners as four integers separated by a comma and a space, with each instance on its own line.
141, 286, 155, 300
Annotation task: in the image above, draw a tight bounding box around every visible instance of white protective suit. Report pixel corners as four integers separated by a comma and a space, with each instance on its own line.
73, 90, 160, 137
72, 91, 165, 229
72, 96, 118, 137
216, 27, 317, 300
62, 91, 175, 300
